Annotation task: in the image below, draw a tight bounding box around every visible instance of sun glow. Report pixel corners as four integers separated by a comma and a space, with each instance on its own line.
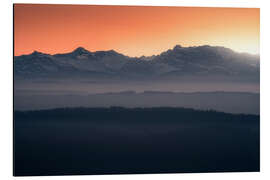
14, 4, 260, 56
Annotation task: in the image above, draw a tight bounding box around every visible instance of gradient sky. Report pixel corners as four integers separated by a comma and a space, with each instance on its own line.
14, 4, 260, 57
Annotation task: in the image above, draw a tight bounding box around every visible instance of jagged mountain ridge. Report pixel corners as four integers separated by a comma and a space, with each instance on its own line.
14, 45, 260, 81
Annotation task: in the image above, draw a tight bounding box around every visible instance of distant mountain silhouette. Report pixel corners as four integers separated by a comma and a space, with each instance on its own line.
14, 90, 259, 114
14, 45, 259, 82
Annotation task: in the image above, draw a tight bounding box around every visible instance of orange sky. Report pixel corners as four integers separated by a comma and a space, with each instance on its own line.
14, 4, 260, 57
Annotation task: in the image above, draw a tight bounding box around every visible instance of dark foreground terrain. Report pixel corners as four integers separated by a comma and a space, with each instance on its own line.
14, 107, 260, 176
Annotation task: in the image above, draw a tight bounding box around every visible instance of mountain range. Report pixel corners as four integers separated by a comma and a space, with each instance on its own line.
14, 45, 260, 82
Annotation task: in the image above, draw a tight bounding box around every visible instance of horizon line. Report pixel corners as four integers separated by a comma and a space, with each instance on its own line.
14, 44, 260, 58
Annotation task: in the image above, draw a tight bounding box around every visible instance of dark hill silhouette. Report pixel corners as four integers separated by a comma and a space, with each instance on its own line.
14, 107, 259, 176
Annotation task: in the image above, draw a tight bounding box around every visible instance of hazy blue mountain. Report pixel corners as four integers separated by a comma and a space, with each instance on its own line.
14, 47, 130, 79
14, 45, 259, 82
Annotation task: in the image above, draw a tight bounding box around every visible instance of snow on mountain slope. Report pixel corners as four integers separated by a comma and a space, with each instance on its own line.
14, 45, 260, 81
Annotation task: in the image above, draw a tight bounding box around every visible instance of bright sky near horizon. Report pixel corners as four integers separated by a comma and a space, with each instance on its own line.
14, 4, 260, 57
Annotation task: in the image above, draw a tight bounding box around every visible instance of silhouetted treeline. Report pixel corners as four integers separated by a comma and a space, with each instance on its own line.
14, 106, 259, 122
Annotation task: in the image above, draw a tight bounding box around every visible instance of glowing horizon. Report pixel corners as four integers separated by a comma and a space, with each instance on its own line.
14, 4, 260, 57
